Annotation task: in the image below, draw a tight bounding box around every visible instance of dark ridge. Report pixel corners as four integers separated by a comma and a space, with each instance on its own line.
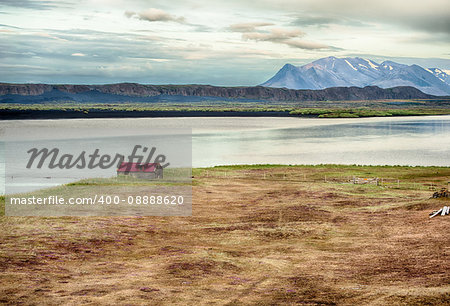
0, 83, 436, 103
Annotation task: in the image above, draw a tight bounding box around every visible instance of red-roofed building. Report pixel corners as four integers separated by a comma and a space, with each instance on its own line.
117, 162, 163, 179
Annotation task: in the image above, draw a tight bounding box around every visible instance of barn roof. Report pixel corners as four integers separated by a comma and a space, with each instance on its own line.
117, 162, 161, 173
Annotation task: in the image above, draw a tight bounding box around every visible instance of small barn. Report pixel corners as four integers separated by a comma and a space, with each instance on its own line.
117, 162, 163, 179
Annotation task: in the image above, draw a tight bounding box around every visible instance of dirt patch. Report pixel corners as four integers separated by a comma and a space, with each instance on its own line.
166, 259, 239, 278
203, 224, 254, 232
250, 275, 357, 305
243, 205, 332, 223
384, 292, 450, 305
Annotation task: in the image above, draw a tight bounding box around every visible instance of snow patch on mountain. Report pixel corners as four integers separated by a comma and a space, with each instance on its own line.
427, 67, 450, 86
345, 59, 357, 71
365, 59, 378, 69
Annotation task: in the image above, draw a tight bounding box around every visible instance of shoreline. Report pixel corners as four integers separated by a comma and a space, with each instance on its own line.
2, 164, 449, 196
2, 109, 450, 120
0, 109, 293, 120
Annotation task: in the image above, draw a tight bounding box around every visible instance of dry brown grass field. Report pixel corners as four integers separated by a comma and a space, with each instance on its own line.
0, 165, 449, 305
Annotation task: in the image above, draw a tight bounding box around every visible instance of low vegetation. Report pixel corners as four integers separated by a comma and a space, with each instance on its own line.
0, 165, 449, 304
290, 108, 450, 118
1, 98, 450, 118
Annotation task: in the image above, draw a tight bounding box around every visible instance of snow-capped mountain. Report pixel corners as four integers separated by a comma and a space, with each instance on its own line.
426, 68, 450, 86
261, 57, 450, 96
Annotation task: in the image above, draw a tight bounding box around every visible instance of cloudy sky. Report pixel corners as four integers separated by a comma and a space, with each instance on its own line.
0, 0, 449, 85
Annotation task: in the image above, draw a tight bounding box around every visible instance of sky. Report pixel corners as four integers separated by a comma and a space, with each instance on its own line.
0, 0, 449, 85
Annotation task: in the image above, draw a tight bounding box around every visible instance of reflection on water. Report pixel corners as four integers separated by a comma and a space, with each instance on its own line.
193, 117, 450, 167
1, 115, 450, 194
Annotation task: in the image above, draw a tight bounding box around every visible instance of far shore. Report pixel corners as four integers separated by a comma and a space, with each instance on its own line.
0, 109, 295, 120
1, 98, 450, 120
2, 108, 450, 120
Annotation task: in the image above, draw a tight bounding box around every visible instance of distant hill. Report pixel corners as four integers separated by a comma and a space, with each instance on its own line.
0, 83, 438, 103
261, 57, 450, 96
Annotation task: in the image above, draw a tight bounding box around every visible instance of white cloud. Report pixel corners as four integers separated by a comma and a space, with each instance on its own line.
242, 28, 304, 41
229, 22, 274, 32
284, 40, 329, 50
125, 8, 185, 24
240, 28, 329, 50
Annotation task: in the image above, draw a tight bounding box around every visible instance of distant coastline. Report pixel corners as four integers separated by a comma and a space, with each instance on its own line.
2, 107, 450, 120
2, 82, 449, 120
0, 109, 293, 120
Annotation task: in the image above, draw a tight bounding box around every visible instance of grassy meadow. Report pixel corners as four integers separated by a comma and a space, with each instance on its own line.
0, 164, 449, 304
1, 98, 450, 119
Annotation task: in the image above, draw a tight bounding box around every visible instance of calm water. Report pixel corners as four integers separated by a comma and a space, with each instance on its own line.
1, 115, 450, 193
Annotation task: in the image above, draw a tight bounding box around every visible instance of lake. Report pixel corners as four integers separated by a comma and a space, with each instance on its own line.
1, 115, 450, 194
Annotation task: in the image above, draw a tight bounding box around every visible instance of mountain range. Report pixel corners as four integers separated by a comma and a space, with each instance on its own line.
261, 57, 450, 96
0, 83, 436, 103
